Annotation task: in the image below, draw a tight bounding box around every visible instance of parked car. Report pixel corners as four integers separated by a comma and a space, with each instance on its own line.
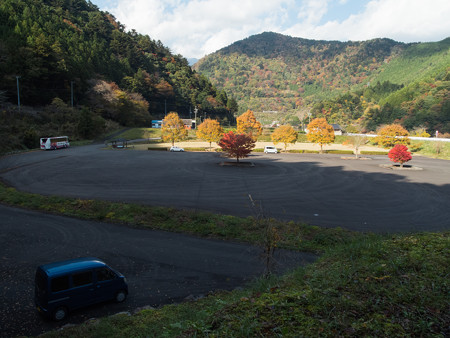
264, 146, 278, 154
35, 257, 128, 321
170, 146, 184, 152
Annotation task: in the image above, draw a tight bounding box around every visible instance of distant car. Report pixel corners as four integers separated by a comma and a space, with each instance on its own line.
170, 146, 184, 152
264, 146, 277, 154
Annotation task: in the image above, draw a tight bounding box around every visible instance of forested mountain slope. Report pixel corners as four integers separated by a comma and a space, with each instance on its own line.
0, 0, 237, 152
195, 32, 450, 132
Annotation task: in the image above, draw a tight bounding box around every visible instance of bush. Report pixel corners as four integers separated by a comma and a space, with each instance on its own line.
409, 142, 423, 152
325, 150, 353, 154
183, 147, 207, 152
374, 124, 410, 148
360, 150, 389, 155
388, 144, 412, 166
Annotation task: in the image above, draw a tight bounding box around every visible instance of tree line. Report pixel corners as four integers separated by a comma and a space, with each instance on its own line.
0, 0, 238, 153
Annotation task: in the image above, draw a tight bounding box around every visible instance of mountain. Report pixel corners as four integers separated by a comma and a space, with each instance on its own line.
194, 32, 450, 132
187, 58, 199, 66
0, 0, 237, 152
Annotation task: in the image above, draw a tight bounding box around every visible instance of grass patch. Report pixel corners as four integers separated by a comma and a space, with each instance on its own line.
325, 150, 354, 154
41, 231, 449, 337
0, 182, 357, 253
411, 139, 450, 160
146, 147, 219, 152
115, 128, 162, 140
69, 140, 94, 147
286, 149, 354, 154
183, 147, 209, 152
360, 150, 389, 155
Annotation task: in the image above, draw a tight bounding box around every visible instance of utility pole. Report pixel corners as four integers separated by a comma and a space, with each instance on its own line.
16, 76, 21, 110
71, 81, 74, 108
194, 107, 198, 129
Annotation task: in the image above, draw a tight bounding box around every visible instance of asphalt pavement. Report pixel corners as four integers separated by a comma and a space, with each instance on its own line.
1, 144, 449, 336
1, 144, 449, 232
0, 204, 315, 337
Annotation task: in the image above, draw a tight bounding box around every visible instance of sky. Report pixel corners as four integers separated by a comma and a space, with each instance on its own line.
92, 0, 450, 59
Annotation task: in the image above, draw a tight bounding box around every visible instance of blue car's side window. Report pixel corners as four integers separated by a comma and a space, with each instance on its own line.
97, 268, 115, 282
51, 276, 69, 292
72, 271, 93, 287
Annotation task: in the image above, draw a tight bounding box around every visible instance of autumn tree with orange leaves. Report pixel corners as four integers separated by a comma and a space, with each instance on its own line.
162, 112, 188, 146
218, 131, 255, 163
271, 125, 298, 151
196, 118, 224, 150
237, 110, 262, 139
307, 118, 335, 153
375, 124, 410, 148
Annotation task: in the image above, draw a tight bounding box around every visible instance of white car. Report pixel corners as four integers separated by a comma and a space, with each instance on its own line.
264, 146, 277, 154
170, 146, 184, 152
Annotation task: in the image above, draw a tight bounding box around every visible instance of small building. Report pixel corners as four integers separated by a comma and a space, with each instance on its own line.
154, 119, 196, 129
152, 120, 163, 128
331, 124, 343, 135
182, 119, 196, 129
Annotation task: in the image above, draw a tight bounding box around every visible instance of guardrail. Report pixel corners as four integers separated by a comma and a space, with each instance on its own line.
346, 134, 450, 142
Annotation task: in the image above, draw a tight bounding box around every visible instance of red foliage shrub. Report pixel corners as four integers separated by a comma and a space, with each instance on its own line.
388, 144, 412, 166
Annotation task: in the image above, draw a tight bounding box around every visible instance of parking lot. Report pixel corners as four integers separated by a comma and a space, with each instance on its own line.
1, 144, 449, 336
1, 144, 450, 233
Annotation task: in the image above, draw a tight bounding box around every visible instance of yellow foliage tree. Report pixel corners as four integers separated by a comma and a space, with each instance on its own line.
271, 125, 298, 151
237, 110, 262, 139
162, 112, 188, 146
375, 124, 410, 148
306, 118, 335, 153
196, 118, 224, 149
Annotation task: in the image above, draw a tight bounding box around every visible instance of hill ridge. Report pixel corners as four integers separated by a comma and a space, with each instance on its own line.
195, 32, 450, 132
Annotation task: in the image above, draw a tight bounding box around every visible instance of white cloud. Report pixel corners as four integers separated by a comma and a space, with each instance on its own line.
109, 0, 296, 57
284, 0, 450, 42
297, 0, 330, 25
106, 0, 450, 59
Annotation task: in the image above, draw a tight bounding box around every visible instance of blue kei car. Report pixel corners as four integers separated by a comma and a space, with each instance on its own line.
35, 257, 128, 321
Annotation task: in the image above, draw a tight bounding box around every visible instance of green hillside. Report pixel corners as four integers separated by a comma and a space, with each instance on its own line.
195, 32, 450, 133
371, 38, 450, 85
0, 0, 237, 153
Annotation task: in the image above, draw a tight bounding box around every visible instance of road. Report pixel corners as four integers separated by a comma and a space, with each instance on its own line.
0, 204, 315, 337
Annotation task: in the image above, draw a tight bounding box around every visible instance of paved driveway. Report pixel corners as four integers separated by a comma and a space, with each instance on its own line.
1, 145, 449, 232
0, 205, 314, 337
